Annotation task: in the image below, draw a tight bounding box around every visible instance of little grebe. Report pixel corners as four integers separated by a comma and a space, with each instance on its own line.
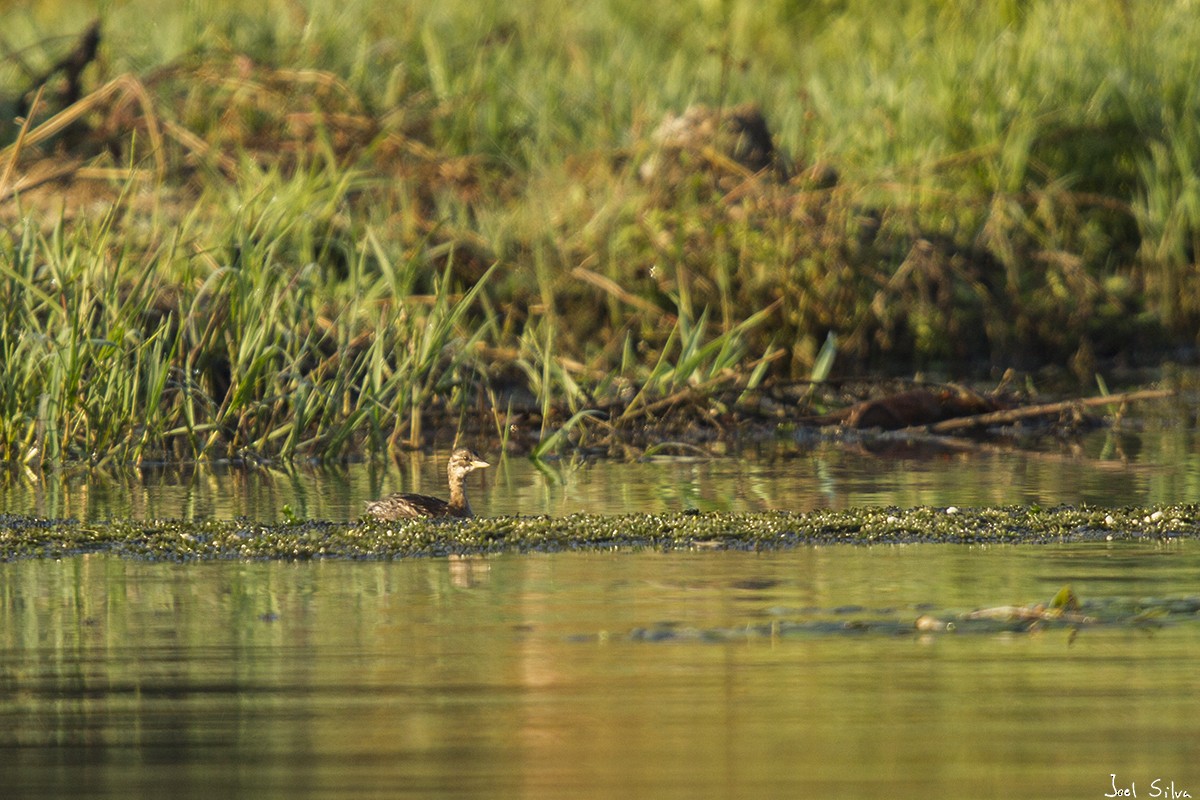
365, 447, 489, 520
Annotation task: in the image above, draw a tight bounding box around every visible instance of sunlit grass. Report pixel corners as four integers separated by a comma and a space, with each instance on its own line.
1, 0, 1198, 463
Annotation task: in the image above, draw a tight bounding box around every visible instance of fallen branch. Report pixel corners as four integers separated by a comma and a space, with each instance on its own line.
908, 387, 1174, 434
961, 606, 1095, 625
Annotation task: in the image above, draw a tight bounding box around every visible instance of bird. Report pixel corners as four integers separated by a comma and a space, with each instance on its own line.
365, 447, 490, 521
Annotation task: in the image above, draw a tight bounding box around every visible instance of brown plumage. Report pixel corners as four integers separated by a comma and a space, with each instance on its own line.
365, 448, 490, 521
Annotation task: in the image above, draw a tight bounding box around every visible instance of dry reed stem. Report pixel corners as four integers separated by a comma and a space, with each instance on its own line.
161, 118, 239, 176
570, 264, 676, 323
0, 86, 44, 200
0, 75, 167, 203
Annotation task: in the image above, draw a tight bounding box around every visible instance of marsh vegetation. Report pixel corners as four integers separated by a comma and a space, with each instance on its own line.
2, 503, 1198, 560
1, 0, 1196, 464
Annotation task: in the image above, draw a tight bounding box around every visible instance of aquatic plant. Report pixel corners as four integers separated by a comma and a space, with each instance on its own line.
1, 504, 1198, 561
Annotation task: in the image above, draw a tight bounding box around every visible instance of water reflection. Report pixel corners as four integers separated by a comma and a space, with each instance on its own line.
2, 545, 1199, 798
1, 428, 1199, 522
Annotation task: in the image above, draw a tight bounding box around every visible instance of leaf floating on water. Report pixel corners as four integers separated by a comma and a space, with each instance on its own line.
1049, 584, 1081, 612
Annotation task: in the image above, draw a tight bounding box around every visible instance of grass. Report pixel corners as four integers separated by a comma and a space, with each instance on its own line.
0, 0, 1198, 463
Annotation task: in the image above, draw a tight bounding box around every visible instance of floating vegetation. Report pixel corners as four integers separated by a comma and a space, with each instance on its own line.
599, 585, 1200, 643
2, 504, 1200, 562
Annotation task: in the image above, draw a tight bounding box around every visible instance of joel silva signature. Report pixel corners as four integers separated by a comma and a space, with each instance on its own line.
1107, 774, 1192, 798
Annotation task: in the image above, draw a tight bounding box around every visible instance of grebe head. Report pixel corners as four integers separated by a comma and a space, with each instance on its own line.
448, 448, 489, 477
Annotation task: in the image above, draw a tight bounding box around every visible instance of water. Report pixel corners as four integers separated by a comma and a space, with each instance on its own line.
2, 427, 1200, 522
4, 427, 1200, 797
2, 544, 1199, 799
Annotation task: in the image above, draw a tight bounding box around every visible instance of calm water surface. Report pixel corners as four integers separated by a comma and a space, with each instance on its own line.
3, 428, 1200, 797
2, 544, 1200, 799
2, 428, 1200, 521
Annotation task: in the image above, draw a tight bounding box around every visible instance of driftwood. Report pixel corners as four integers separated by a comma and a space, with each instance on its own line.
960, 606, 1095, 624
812, 385, 1173, 433
911, 387, 1174, 434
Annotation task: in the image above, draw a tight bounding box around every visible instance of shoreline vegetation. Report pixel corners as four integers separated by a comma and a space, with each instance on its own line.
1, 1, 1198, 465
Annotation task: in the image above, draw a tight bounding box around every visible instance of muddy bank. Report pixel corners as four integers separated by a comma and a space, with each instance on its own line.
394, 379, 1179, 458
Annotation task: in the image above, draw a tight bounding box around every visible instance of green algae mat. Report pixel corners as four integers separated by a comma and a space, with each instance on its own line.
3, 505, 1199, 561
